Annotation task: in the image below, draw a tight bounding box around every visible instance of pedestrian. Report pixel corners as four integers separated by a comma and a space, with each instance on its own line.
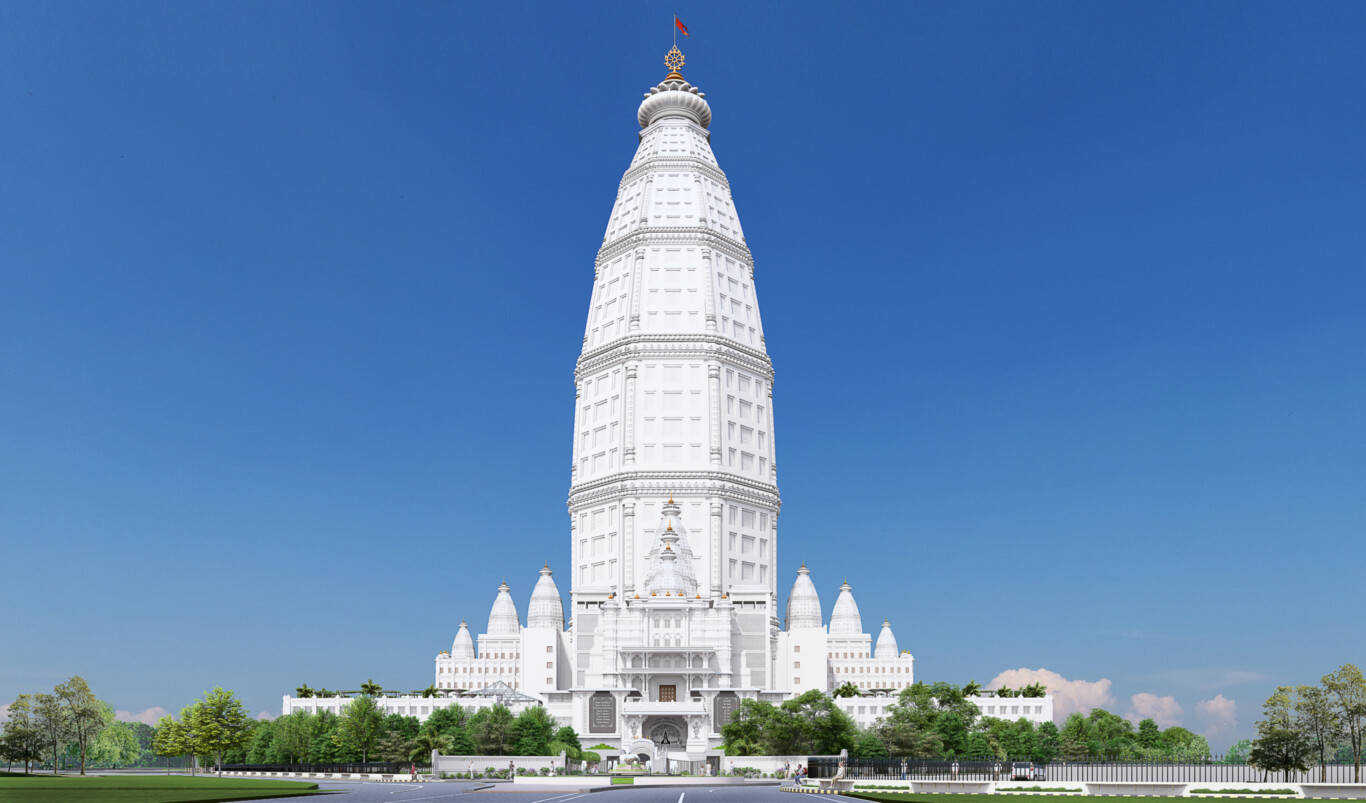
508, 760, 515, 778
410, 762, 416, 781
953, 761, 959, 780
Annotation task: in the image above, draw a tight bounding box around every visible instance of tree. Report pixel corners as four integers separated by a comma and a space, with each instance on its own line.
86, 703, 141, 768
1059, 712, 1089, 760
245, 720, 278, 764
1323, 664, 1366, 783
423, 706, 469, 738
511, 706, 556, 756
53, 676, 105, 775
335, 695, 385, 763
360, 679, 383, 697
877, 683, 945, 757
1021, 683, 1048, 699
376, 730, 417, 763
383, 714, 421, 741
33, 693, 71, 774
153, 715, 193, 774
295, 684, 315, 698
188, 688, 251, 776
1294, 685, 1341, 782
852, 731, 888, 758
1250, 727, 1311, 780
1136, 718, 1162, 749
272, 711, 312, 764
411, 730, 450, 763
1224, 738, 1253, 764
420, 685, 439, 699
833, 682, 861, 699
783, 690, 859, 755
469, 705, 515, 755
994, 686, 1014, 699
962, 680, 983, 698
1, 695, 47, 773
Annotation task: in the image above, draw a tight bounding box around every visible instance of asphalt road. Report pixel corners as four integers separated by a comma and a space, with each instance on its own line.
255, 780, 838, 803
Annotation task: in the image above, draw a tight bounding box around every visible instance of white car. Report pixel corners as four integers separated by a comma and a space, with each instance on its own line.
1010, 762, 1038, 781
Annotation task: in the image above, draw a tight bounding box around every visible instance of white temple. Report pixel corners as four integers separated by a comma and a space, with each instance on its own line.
282, 47, 1050, 756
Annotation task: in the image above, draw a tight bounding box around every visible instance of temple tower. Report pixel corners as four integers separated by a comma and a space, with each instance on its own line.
567, 47, 781, 687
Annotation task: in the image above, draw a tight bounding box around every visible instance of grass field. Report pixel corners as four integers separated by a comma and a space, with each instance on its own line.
0, 774, 325, 802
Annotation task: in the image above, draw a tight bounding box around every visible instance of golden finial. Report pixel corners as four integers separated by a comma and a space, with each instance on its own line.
665, 46, 685, 80
667, 520, 673, 531
668, 493, 674, 504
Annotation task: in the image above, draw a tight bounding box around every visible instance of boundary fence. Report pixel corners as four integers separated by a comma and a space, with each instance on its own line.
222, 762, 430, 774
809, 757, 1362, 784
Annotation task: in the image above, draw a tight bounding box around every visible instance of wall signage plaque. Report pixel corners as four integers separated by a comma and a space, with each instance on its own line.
714, 691, 739, 728
589, 692, 616, 734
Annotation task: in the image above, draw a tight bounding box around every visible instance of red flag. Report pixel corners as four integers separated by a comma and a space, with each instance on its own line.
675, 17, 690, 37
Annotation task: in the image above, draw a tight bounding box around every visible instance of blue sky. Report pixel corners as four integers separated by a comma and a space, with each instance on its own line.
1, 2, 1362, 750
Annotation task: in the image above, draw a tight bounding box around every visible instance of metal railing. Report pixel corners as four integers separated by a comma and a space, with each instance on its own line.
809, 757, 1362, 784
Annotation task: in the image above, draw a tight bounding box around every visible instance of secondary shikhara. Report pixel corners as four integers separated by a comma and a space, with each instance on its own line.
282, 49, 1051, 761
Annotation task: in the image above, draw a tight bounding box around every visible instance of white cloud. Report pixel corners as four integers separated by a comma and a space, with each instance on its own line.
1126, 693, 1184, 728
256, 711, 274, 721
988, 668, 1115, 721
1196, 694, 1238, 739
116, 706, 171, 726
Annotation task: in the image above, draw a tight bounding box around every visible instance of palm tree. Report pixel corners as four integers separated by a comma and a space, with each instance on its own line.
994, 685, 1014, 698
962, 680, 983, 697
295, 684, 314, 698
360, 679, 383, 697
421, 685, 438, 699
833, 682, 861, 699
411, 731, 450, 763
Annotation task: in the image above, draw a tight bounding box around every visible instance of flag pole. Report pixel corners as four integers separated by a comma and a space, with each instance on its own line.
673, 15, 677, 47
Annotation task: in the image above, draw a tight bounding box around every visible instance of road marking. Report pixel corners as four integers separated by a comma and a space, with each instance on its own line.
677, 793, 686, 803
532, 793, 589, 803
391, 785, 426, 794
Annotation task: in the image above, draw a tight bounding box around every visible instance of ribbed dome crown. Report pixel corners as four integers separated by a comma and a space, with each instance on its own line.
829, 581, 864, 636
452, 620, 475, 660
875, 620, 899, 659
785, 565, 823, 630
527, 565, 565, 631
638, 78, 711, 129
487, 581, 521, 636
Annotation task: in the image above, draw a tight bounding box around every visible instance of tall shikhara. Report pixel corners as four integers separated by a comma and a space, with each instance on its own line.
569, 50, 779, 621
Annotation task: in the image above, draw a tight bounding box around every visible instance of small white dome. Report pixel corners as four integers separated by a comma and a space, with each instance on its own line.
829, 580, 864, 636
785, 565, 823, 630
875, 620, 898, 659
638, 79, 711, 129
452, 621, 475, 660
487, 581, 521, 636
527, 565, 565, 631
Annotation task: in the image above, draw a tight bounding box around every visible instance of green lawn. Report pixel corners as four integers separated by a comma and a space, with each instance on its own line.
0, 774, 326, 803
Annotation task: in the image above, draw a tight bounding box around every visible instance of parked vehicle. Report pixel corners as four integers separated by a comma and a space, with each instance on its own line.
1011, 762, 1038, 781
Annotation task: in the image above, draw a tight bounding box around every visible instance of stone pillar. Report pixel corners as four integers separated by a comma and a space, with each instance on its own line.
570, 383, 583, 483
628, 248, 646, 331
622, 500, 636, 595
623, 363, 637, 465
709, 499, 723, 597
701, 247, 716, 332
707, 362, 722, 466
